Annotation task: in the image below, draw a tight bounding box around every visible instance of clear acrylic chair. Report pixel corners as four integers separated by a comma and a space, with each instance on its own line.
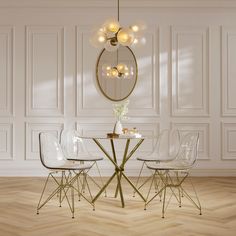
37, 132, 94, 218
134, 129, 180, 196
60, 129, 106, 197
144, 132, 201, 218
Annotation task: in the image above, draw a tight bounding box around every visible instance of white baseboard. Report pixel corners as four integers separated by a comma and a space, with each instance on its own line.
189, 169, 236, 177
0, 168, 236, 177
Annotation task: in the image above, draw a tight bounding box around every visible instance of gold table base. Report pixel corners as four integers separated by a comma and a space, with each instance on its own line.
92, 138, 145, 207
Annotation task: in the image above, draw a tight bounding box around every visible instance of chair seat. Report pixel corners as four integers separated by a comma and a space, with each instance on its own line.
137, 155, 174, 162
47, 161, 92, 170
67, 154, 103, 162
146, 160, 191, 171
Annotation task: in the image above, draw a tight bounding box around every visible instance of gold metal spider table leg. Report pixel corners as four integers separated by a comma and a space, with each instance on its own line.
92, 138, 145, 207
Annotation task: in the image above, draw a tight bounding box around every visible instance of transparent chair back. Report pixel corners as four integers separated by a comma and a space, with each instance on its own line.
39, 132, 66, 168
60, 129, 89, 159
175, 132, 199, 167
157, 129, 180, 161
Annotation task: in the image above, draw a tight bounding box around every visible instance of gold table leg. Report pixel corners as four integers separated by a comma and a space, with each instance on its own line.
92, 172, 116, 203
110, 139, 125, 207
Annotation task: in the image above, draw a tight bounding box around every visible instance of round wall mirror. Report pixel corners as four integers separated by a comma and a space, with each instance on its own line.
96, 46, 138, 102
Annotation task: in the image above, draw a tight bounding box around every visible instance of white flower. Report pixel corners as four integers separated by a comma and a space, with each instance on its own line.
113, 100, 129, 121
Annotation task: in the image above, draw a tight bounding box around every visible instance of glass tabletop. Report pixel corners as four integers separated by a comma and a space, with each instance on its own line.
79, 135, 158, 140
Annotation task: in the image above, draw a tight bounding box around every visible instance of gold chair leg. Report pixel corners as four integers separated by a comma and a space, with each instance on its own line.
145, 170, 202, 218
145, 177, 166, 207
179, 177, 202, 215
95, 161, 107, 197
59, 171, 64, 207
76, 176, 81, 201
37, 173, 51, 214
84, 172, 95, 211
37, 172, 65, 213
178, 186, 182, 207
162, 185, 167, 218
61, 174, 76, 218
71, 180, 75, 219
59, 171, 75, 204
37, 172, 68, 214
37, 171, 78, 218
190, 178, 202, 215
161, 171, 169, 218
70, 170, 95, 210
165, 172, 181, 206
82, 172, 86, 193
133, 161, 145, 197
176, 172, 182, 207
144, 172, 156, 210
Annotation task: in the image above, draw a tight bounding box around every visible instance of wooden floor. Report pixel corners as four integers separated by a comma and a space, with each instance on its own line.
0, 176, 235, 236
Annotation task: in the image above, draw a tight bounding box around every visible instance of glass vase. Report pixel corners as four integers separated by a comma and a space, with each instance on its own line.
113, 120, 123, 135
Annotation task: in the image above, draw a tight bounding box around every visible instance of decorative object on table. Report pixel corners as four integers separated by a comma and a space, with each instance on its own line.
107, 133, 119, 138
122, 128, 129, 134
113, 100, 129, 135
120, 127, 142, 138
90, 0, 146, 51
113, 120, 123, 135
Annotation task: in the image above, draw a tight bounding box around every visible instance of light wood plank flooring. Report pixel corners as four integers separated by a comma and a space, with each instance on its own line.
0, 177, 235, 236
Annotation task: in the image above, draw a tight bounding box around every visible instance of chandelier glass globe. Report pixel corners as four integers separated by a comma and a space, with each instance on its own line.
117, 28, 134, 46
103, 18, 120, 33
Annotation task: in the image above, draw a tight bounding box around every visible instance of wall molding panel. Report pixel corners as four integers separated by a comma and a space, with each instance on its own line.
0, 26, 14, 117
221, 26, 236, 116
171, 26, 209, 117
221, 122, 236, 160
26, 26, 64, 117
25, 122, 64, 160
130, 28, 160, 117
0, 123, 13, 160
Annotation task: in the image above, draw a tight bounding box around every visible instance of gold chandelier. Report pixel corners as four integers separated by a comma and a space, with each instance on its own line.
90, 0, 146, 51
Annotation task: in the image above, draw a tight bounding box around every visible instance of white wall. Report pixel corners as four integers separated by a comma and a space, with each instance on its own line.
0, 0, 236, 176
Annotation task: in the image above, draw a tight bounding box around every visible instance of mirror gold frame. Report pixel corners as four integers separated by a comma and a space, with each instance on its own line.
96, 46, 138, 102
